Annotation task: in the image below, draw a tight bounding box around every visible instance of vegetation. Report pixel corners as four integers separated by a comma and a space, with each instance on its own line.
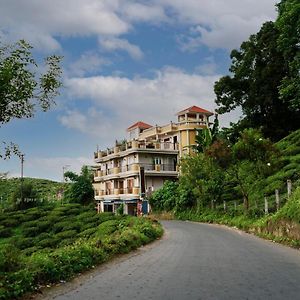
150, 128, 300, 246
214, 0, 300, 141
0, 204, 163, 299
0, 177, 67, 210
0, 39, 62, 159
63, 166, 94, 205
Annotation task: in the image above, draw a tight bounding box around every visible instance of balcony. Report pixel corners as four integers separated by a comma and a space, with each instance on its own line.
94, 141, 179, 162
97, 187, 140, 196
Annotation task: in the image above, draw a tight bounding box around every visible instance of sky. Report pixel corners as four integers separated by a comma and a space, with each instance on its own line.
0, 0, 278, 181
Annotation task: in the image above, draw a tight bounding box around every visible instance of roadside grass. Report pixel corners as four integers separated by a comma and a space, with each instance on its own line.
0, 205, 163, 299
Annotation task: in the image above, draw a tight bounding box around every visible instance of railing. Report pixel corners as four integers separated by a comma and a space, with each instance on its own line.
95, 142, 179, 160
98, 187, 143, 196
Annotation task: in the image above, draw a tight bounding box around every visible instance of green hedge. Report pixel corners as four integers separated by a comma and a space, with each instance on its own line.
0, 212, 163, 300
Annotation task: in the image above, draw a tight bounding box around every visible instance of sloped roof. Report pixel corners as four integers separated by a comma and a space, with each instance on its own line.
176, 105, 213, 116
127, 121, 153, 131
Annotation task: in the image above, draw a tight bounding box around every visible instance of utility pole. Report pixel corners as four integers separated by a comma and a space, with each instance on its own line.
20, 154, 25, 205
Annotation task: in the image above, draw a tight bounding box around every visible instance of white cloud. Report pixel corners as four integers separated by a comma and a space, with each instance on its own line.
160, 0, 277, 50
61, 67, 228, 147
0, 0, 277, 51
0, 0, 130, 51
99, 37, 144, 60
195, 57, 218, 75
122, 3, 167, 23
68, 52, 110, 77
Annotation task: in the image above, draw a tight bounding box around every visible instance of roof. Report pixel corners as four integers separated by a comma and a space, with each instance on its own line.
127, 121, 153, 131
176, 105, 213, 116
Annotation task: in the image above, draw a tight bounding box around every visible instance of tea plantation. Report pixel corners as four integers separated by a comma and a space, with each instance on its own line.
0, 204, 163, 299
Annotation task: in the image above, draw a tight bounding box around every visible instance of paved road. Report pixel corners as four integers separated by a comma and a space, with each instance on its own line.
45, 221, 300, 300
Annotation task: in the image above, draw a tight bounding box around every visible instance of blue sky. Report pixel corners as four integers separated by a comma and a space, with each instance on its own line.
0, 0, 277, 181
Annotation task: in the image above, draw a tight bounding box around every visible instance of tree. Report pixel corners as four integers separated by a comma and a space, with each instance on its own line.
0, 39, 62, 158
64, 166, 94, 205
214, 21, 300, 141
276, 0, 300, 111
194, 114, 219, 153
206, 129, 278, 210
11, 182, 39, 210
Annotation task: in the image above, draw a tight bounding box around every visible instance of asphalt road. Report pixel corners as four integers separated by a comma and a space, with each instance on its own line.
43, 221, 300, 300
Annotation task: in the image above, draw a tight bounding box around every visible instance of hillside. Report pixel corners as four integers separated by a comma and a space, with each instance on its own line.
250, 129, 300, 211
0, 177, 67, 208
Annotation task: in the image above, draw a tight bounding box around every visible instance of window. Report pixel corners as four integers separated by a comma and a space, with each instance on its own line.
154, 157, 162, 165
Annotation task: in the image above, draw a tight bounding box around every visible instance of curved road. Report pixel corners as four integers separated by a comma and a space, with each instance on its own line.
43, 221, 300, 300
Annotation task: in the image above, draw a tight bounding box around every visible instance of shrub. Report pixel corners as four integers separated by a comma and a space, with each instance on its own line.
0, 226, 13, 238
0, 244, 23, 272
37, 237, 59, 248
0, 218, 19, 228
22, 227, 39, 237
15, 237, 35, 250
78, 227, 97, 238
54, 229, 77, 240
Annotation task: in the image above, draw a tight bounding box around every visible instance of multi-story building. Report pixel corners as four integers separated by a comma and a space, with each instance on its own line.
93, 105, 213, 215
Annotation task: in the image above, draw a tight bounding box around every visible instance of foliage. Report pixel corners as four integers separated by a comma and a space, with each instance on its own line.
149, 181, 179, 211
10, 182, 39, 210
214, 21, 300, 141
0, 177, 66, 210
194, 114, 219, 153
0, 204, 163, 299
0, 40, 62, 159
64, 166, 94, 205
276, 0, 300, 111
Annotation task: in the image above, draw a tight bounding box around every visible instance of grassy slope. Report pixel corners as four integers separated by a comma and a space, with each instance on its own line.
0, 177, 67, 205
0, 204, 163, 299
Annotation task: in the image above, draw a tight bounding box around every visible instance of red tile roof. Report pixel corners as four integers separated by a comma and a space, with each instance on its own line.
176, 105, 213, 116
127, 121, 153, 131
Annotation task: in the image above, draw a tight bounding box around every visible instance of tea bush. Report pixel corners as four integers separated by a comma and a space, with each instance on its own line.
0, 204, 163, 299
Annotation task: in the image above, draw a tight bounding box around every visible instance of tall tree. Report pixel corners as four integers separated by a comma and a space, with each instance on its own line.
214, 21, 300, 141
276, 0, 300, 111
0, 40, 62, 158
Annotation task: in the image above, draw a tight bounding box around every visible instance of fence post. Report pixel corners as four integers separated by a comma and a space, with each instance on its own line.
223, 200, 227, 212
264, 196, 268, 215
211, 200, 214, 210
275, 189, 280, 211
234, 201, 237, 211
287, 179, 292, 199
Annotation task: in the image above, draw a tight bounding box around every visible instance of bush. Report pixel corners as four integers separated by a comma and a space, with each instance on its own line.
78, 227, 97, 238
0, 226, 13, 238
0, 218, 19, 227
22, 227, 40, 237
54, 229, 77, 240
37, 237, 59, 248
15, 237, 35, 250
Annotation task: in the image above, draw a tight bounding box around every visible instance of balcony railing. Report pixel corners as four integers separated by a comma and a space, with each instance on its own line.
94, 141, 179, 160
97, 187, 139, 196
95, 163, 177, 179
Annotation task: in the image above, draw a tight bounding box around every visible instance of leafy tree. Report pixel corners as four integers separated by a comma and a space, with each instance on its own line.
11, 182, 39, 210
0, 39, 62, 159
207, 129, 278, 210
149, 180, 178, 211
64, 166, 94, 205
276, 0, 300, 111
214, 21, 300, 140
194, 114, 219, 153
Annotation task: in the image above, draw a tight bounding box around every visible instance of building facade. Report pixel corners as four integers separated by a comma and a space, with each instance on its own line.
93, 106, 213, 215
